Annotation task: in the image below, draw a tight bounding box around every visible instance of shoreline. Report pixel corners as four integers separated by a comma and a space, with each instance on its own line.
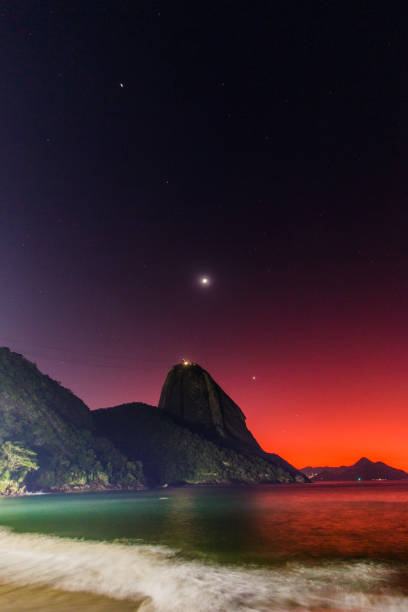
0, 478, 310, 497
4, 478, 407, 498
0, 480, 308, 497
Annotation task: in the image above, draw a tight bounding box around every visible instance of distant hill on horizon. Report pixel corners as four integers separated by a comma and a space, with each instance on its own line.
301, 457, 408, 481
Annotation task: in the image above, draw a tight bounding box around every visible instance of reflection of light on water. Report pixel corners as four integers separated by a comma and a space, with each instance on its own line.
1, 484, 408, 609
0, 526, 405, 611
241, 482, 408, 560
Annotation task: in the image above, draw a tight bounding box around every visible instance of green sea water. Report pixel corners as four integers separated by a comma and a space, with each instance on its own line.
1, 482, 408, 610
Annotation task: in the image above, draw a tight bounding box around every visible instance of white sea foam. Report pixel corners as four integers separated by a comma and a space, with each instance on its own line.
0, 527, 406, 611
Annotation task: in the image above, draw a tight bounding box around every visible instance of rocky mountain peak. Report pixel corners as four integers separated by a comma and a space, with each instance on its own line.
158, 362, 262, 451
354, 457, 372, 467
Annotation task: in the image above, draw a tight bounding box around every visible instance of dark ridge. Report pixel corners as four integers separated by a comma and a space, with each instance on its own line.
0, 347, 143, 494
301, 457, 408, 482
95, 362, 308, 486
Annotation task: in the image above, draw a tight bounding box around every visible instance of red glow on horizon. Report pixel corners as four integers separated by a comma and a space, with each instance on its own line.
16, 279, 408, 474
21, 339, 408, 473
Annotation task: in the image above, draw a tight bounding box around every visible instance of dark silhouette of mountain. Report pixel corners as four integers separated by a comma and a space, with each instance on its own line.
94, 362, 307, 486
301, 457, 408, 481
0, 347, 143, 494
0, 349, 307, 494
158, 363, 262, 450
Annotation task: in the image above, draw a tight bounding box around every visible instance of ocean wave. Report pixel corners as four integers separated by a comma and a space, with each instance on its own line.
0, 527, 406, 611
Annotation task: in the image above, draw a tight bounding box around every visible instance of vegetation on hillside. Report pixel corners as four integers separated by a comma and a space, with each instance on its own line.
0, 441, 39, 494
0, 348, 143, 493
94, 403, 301, 485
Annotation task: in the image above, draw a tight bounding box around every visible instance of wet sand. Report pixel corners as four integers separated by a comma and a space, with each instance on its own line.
0, 581, 146, 611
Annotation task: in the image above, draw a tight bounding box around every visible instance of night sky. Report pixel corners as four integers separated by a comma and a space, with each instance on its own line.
2, 1, 408, 469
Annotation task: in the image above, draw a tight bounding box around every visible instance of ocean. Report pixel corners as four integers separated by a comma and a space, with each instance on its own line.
1, 482, 408, 610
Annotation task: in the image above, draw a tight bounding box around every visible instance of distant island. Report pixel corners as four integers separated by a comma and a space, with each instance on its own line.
0, 348, 307, 495
301, 457, 408, 481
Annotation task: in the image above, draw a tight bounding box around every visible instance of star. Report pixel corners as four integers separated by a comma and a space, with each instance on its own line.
200, 276, 210, 286
119, 82, 124, 88
251, 376, 256, 381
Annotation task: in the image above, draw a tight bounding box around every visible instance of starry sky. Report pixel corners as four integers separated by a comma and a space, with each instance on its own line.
2, 1, 408, 469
